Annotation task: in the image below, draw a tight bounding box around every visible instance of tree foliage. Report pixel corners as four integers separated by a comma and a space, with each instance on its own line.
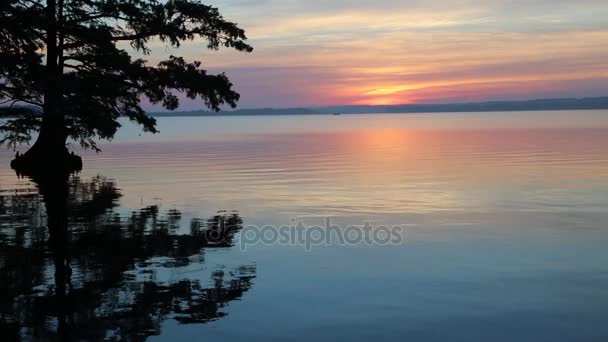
0, 0, 252, 150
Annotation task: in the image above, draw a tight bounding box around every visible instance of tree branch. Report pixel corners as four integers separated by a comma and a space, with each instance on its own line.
61, 32, 153, 50
0, 91, 43, 108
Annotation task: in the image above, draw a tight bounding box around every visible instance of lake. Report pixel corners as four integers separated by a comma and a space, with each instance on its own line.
1, 110, 608, 341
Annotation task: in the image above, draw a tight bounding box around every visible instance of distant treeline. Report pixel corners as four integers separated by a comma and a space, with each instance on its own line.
150, 97, 608, 117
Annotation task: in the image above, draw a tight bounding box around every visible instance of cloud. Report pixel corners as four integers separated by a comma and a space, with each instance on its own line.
145, 1, 608, 108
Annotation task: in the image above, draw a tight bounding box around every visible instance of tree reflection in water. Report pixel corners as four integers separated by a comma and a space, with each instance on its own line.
0, 172, 255, 341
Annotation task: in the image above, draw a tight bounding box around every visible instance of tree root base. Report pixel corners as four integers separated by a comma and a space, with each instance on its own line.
11, 151, 83, 178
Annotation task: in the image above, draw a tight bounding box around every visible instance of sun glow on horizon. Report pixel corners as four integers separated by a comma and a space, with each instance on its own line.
148, 0, 608, 110
355, 97, 411, 106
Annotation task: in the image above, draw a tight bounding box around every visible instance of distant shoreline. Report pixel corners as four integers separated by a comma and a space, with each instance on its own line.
3, 97, 607, 119
149, 97, 608, 117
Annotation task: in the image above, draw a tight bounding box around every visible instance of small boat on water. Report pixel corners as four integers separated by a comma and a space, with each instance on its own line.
332, 113, 341, 115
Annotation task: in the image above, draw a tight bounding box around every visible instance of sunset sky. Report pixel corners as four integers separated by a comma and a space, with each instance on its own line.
150, 0, 608, 109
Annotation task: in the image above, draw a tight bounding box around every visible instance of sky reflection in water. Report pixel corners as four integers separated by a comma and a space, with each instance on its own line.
1, 111, 608, 341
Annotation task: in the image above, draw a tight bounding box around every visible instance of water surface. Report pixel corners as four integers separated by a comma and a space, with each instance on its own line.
1, 110, 608, 341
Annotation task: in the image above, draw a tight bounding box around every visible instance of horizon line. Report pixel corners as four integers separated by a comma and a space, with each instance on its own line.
149, 96, 608, 113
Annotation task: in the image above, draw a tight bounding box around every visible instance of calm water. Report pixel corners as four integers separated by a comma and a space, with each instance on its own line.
1, 110, 608, 341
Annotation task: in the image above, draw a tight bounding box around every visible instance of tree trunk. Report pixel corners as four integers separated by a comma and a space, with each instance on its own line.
11, 119, 81, 175
24, 117, 69, 158
31, 0, 65, 159
11, 0, 82, 175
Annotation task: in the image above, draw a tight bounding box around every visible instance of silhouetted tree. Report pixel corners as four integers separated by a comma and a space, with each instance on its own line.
0, 0, 252, 170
